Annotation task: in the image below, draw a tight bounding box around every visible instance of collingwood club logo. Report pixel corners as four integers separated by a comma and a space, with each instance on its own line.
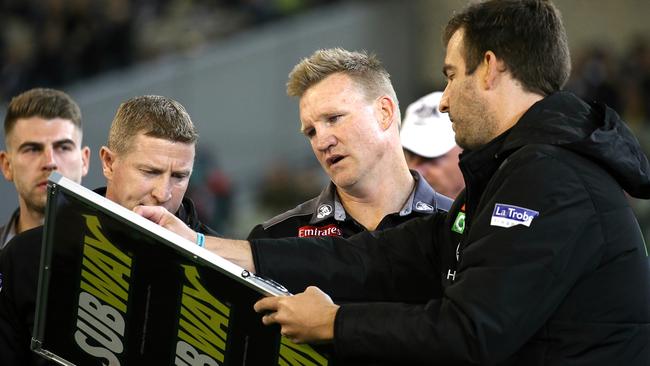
415, 201, 434, 212
316, 204, 333, 219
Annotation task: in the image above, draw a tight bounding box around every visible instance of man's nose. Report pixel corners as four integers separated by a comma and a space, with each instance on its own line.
42, 146, 57, 171
439, 90, 450, 113
314, 128, 337, 152
152, 178, 172, 203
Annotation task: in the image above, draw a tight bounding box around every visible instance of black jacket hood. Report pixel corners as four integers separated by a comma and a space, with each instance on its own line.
501, 91, 650, 198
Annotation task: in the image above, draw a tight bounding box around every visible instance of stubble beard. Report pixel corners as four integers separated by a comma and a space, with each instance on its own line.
454, 87, 498, 151
24, 192, 47, 215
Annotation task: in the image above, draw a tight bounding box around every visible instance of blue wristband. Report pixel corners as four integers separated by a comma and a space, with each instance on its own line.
196, 232, 205, 248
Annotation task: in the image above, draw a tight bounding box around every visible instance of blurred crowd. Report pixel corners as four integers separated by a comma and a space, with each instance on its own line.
0, 0, 340, 102
565, 37, 650, 239
566, 37, 650, 138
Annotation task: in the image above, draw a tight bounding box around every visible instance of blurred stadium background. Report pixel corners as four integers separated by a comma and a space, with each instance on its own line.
1, 0, 649, 239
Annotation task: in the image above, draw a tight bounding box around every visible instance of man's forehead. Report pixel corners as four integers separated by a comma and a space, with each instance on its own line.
6, 117, 81, 146
446, 29, 465, 60
443, 34, 467, 73
124, 133, 194, 151
12, 116, 77, 129
120, 134, 195, 167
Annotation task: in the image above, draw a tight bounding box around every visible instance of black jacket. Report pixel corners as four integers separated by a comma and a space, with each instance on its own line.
0, 188, 216, 366
250, 92, 650, 365
248, 171, 452, 241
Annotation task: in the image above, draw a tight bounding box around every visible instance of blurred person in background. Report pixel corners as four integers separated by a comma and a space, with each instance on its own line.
247, 48, 452, 250
185, 147, 234, 234
401, 91, 464, 198
0, 88, 90, 249
565, 46, 622, 115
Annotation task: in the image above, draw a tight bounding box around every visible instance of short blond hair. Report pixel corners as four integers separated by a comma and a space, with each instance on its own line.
107, 95, 197, 154
287, 48, 399, 107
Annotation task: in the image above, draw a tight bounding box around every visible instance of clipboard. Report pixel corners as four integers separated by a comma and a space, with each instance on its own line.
32, 172, 290, 365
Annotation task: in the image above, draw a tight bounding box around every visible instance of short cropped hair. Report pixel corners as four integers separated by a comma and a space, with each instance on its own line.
444, 0, 570, 96
287, 48, 399, 108
4, 88, 82, 139
107, 95, 198, 154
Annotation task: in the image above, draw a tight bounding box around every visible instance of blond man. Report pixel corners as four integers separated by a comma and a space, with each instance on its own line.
247, 49, 451, 275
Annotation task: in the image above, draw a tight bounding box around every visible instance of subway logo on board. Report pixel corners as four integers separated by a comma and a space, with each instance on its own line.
174, 265, 231, 366
278, 337, 328, 366
75, 215, 133, 365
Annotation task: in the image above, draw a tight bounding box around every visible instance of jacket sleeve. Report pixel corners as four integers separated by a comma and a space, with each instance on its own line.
0, 246, 24, 365
0, 231, 54, 366
0, 239, 39, 365
250, 213, 446, 302
332, 150, 604, 364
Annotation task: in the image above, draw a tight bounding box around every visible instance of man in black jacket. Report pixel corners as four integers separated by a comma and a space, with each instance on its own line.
137, 1, 650, 364
0, 95, 217, 365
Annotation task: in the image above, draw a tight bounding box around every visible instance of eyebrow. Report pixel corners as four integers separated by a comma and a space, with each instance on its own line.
17, 138, 76, 151
135, 163, 163, 174
300, 108, 347, 134
136, 163, 192, 176
53, 139, 77, 148
174, 169, 192, 177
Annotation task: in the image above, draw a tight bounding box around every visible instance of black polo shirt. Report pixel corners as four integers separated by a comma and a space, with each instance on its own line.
248, 171, 452, 240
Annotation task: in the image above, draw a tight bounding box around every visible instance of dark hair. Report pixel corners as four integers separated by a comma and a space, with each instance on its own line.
444, 0, 570, 95
107, 95, 198, 154
4, 88, 82, 136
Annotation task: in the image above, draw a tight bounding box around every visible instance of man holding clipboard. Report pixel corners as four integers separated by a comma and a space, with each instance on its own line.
0, 95, 217, 365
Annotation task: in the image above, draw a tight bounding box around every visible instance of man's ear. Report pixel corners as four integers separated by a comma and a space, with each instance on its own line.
0, 150, 13, 181
99, 146, 115, 180
482, 50, 507, 90
375, 95, 396, 131
80, 146, 91, 177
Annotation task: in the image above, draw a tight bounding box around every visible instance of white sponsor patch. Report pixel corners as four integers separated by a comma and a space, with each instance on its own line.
491, 203, 539, 228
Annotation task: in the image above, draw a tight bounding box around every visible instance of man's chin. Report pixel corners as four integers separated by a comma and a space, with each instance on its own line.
25, 199, 47, 215
331, 175, 356, 190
